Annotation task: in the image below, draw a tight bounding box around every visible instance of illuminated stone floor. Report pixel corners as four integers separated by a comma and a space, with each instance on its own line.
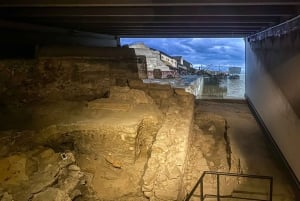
184, 100, 295, 201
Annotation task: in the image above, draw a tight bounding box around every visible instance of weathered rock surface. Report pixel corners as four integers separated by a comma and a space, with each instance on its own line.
32, 188, 71, 201
142, 94, 195, 200
0, 147, 84, 201
1, 193, 13, 201
88, 86, 154, 112
182, 112, 241, 198
182, 101, 295, 201
0, 86, 168, 201
0, 80, 199, 201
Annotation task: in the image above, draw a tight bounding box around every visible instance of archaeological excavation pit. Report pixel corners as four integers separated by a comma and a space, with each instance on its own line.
0, 47, 297, 201
0, 55, 197, 200
0, 1, 300, 201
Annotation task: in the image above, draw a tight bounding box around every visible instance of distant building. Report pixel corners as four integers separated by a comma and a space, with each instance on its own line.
128, 43, 177, 79
173, 56, 183, 65
183, 60, 194, 74
183, 59, 193, 69
173, 56, 187, 75
158, 51, 177, 69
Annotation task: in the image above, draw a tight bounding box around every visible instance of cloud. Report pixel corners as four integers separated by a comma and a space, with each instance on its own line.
121, 38, 245, 68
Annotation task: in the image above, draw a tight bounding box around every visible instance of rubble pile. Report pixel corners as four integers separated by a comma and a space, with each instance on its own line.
0, 147, 86, 201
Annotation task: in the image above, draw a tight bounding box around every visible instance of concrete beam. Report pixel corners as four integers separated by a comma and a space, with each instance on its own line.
1, 0, 298, 37
0, 20, 117, 47
11, 16, 280, 24
248, 15, 300, 41
1, 0, 300, 7
0, 6, 297, 17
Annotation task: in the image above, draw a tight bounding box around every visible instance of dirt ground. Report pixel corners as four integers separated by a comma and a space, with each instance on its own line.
0, 86, 195, 201
0, 91, 296, 201
189, 100, 295, 201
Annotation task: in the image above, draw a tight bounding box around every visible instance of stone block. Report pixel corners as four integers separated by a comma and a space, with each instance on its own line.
142, 93, 194, 201
129, 89, 154, 104
154, 187, 178, 201
128, 79, 148, 89
32, 188, 71, 201
109, 86, 154, 105
148, 89, 174, 100
1, 192, 13, 201
88, 100, 132, 111
0, 155, 28, 186
148, 83, 171, 90
174, 88, 190, 96
115, 78, 128, 86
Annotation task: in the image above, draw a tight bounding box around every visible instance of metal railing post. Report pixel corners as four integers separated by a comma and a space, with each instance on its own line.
200, 177, 204, 201
269, 178, 273, 201
184, 171, 273, 201
217, 174, 220, 201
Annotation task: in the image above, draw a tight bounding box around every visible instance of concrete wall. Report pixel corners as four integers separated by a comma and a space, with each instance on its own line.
0, 20, 118, 48
245, 33, 300, 183
0, 20, 119, 59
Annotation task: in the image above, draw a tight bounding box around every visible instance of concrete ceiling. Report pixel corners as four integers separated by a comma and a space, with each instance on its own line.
1, 0, 300, 38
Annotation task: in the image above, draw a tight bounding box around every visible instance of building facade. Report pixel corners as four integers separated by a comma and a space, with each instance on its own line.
129, 43, 177, 79
183, 60, 195, 74
173, 56, 187, 75
159, 52, 177, 69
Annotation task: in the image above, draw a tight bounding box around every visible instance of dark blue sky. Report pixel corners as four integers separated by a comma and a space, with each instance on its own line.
121, 38, 245, 69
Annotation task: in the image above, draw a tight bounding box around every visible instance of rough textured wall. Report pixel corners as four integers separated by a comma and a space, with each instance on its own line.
128, 79, 195, 200
246, 35, 300, 181
0, 50, 196, 201
0, 22, 118, 49
0, 86, 164, 201
142, 93, 194, 201
0, 56, 140, 104
0, 47, 146, 131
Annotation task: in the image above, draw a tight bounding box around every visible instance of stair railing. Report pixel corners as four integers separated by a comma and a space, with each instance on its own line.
184, 171, 273, 201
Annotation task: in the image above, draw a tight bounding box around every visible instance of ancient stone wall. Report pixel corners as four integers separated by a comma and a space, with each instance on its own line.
0, 86, 164, 201
0, 52, 196, 201
128, 79, 195, 200
0, 85, 195, 201
0, 56, 141, 105
142, 93, 194, 201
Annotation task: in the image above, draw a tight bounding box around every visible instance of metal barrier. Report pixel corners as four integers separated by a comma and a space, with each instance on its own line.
184, 171, 273, 201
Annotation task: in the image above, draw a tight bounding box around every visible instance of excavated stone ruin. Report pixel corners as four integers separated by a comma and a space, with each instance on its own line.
0, 87, 195, 201
0, 86, 161, 201
182, 112, 241, 199
1, 56, 293, 201
0, 56, 196, 201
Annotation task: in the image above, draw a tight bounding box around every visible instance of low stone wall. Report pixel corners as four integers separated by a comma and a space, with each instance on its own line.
0, 52, 196, 201
128, 79, 175, 108
0, 55, 144, 105
142, 92, 195, 200
128, 79, 197, 200
0, 86, 164, 201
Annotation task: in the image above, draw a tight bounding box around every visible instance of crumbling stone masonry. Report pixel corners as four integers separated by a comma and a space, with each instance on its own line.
142, 92, 194, 201
0, 51, 198, 201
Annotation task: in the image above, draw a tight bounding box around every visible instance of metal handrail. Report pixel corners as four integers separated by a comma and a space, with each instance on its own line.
184, 171, 273, 201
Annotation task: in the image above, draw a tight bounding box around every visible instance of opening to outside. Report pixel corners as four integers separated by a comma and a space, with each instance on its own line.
121, 38, 245, 100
